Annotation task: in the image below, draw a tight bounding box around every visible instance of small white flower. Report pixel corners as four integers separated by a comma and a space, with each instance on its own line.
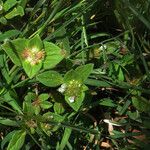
57, 84, 67, 93
99, 45, 107, 50
68, 96, 75, 103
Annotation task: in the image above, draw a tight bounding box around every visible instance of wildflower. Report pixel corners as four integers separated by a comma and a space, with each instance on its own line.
21, 47, 45, 65
57, 84, 67, 93
58, 80, 83, 103
68, 96, 75, 103
66, 80, 82, 97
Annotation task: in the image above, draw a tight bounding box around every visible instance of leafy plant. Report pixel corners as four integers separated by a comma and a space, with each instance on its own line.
0, 0, 150, 149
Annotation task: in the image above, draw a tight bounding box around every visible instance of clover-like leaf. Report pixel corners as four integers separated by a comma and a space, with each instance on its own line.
22, 61, 42, 78
65, 92, 85, 111
1, 38, 28, 66
28, 34, 43, 50
37, 71, 63, 87
2, 35, 64, 78
43, 42, 65, 69
75, 64, 93, 82
64, 70, 81, 83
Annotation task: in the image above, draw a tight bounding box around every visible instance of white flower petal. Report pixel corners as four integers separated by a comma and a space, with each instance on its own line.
57, 84, 67, 93
68, 96, 75, 103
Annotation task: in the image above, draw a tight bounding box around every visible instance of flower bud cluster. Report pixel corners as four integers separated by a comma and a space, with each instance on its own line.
58, 80, 82, 103
21, 47, 45, 65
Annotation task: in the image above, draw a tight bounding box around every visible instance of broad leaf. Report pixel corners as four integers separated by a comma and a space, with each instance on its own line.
40, 101, 53, 109
65, 92, 85, 111
37, 70, 63, 87
7, 130, 26, 150
64, 70, 81, 83
38, 93, 49, 101
22, 60, 42, 78
75, 64, 93, 82
1, 38, 28, 66
28, 34, 43, 50
132, 96, 150, 112
43, 42, 65, 69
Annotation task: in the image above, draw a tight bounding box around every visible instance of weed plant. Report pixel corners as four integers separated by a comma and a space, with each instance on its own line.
0, 0, 150, 149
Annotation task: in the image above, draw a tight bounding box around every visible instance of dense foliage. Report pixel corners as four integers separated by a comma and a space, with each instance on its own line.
0, 0, 150, 149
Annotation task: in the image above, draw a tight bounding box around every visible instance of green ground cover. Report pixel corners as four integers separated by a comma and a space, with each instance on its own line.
0, 0, 150, 149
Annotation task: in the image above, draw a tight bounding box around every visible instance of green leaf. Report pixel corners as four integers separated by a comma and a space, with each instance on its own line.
110, 130, 142, 139
1, 131, 16, 150
105, 41, 120, 53
24, 92, 36, 102
5, 6, 24, 19
55, 26, 71, 53
22, 61, 42, 78
0, 30, 21, 42
119, 99, 131, 115
57, 128, 72, 150
34, 106, 40, 115
0, 16, 7, 24
99, 98, 117, 107
40, 101, 53, 109
1, 41, 20, 66
37, 70, 63, 87
42, 112, 65, 132
75, 64, 94, 82
23, 101, 32, 114
4, 91, 22, 114
115, 64, 124, 81
127, 111, 141, 122
23, 93, 35, 114
65, 92, 85, 111
38, 93, 49, 101
132, 96, 150, 112
64, 70, 81, 83
54, 102, 65, 114
3, 0, 17, 11
28, 34, 43, 50
7, 130, 26, 150
43, 112, 65, 123
10, 38, 28, 57
0, 117, 18, 126
1, 38, 28, 66
43, 42, 65, 69
85, 79, 111, 87
118, 66, 124, 81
